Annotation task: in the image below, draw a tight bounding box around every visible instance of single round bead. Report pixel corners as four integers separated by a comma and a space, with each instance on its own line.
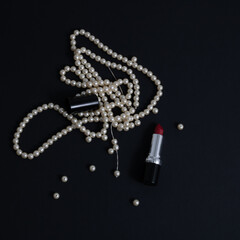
111, 139, 118, 145
135, 120, 141, 126
89, 165, 96, 172
53, 192, 60, 200
102, 135, 108, 141
133, 199, 140, 206
177, 123, 184, 130
86, 136, 92, 143
61, 176, 68, 183
131, 56, 137, 62
113, 144, 119, 151
96, 132, 102, 138
113, 170, 120, 178
16, 149, 22, 156
152, 108, 159, 114
108, 148, 114, 154
33, 151, 40, 157
28, 154, 34, 160
21, 152, 27, 159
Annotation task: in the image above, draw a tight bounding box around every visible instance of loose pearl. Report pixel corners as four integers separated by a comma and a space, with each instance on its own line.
113, 170, 120, 178
53, 192, 60, 200
89, 165, 96, 172
133, 199, 140, 206
177, 123, 184, 130
152, 108, 158, 114
61, 176, 68, 183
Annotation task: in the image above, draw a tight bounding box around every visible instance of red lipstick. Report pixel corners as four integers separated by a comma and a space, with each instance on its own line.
144, 124, 164, 185
154, 124, 164, 135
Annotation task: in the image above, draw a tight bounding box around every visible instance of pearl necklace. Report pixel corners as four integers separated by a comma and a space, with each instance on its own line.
13, 29, 163, 174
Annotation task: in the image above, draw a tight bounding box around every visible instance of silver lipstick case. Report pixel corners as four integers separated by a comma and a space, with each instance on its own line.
146, 134, 163, 165
144, 134, 163, 185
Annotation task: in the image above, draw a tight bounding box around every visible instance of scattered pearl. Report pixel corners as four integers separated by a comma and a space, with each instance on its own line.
61, 176, 68, 183
177, 123, 184, 130
53, 192, 60, 200
152, 108, 159, 114
113, 170, 120, 178
89, 165, 96, 172
133, 199, 140, 206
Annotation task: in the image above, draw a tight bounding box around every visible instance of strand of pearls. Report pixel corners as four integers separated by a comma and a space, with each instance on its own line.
13, 29, 163, 173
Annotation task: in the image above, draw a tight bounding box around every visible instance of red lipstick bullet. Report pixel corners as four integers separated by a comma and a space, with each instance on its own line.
144, 124, 164, 185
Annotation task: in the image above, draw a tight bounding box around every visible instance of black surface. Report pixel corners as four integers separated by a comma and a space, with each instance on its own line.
1, 1, 240, 240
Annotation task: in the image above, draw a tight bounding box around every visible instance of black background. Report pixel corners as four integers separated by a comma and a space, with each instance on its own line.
1, 1, 240, 240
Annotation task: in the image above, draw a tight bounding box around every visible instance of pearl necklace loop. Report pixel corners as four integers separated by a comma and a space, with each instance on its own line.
13, 29, 163, 173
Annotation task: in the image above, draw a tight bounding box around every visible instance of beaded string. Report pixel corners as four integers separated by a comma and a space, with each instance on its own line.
12, 29, 163, 176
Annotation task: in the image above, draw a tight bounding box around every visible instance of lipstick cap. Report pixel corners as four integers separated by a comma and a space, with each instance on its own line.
68, 94, 100, 113
143, 162, 160, 185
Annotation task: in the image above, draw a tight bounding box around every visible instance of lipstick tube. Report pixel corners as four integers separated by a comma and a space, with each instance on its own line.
68, 94, 100, 113
144, 124, 163, 185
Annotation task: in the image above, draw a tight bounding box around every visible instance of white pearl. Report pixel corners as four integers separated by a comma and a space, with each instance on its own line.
52, 135, 58, 141
135, 120, 141, 126
38, 147, 44, 153
102, 135, 108, 141
152, 108, 158, 114
114, 170, 120, 178
111, 139, 118, 145
33, 151, 40, 157
21, 152, 27, 159
16, 149, 22, 156
53, 192, 60, 199
90, 132, 96, 138
96, 132, 102, 138
129, 122, 135, 128
108, 148, 114, 154
117, 124, 124, 131
28, 154, 34, 160
61, 176, 68, 183
13, 144, 19, 151
133, 199, 140, 206
43, 143, 49, 149
131, 56, 137, 62
113, 144, 119, 151
112, 121, 118, 128
89, 165, 96, 172
79, 29, 85, 35
86, 136, 92, 143
177, 123, 184, 130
